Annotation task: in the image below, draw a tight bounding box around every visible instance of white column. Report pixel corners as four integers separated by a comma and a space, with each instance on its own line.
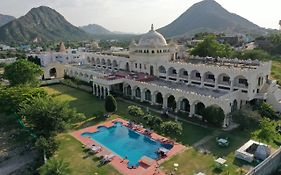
188, 75, 191, 85
103, 87, 106, 99
163, 96, 168, 109
230, 80, 234, 91
166, 72, 169, 81
200, 77, 204, 88
93, 84, 96, 95
214, 78, 218, 90
176, 73, 180, 82
151, 93, 155, 105
140, 90, 144, 102
189, 104, 195, 117
175, 100, 181, 113
131, 88, 135, 100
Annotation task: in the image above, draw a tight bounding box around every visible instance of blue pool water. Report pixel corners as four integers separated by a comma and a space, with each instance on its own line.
81, 122, 173, 167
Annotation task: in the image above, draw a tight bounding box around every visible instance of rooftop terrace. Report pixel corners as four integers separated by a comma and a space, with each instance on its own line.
175, 56, 265, 70
70, 64, 228, 98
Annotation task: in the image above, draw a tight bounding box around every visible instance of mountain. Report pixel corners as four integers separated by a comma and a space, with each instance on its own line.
80, 24, 113, 35
0, 14, 15, 27
0, 6, 89, 43
158, 0, 267, 37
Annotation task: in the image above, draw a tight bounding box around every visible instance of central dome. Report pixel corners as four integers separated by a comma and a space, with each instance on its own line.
138, 24, 167, 47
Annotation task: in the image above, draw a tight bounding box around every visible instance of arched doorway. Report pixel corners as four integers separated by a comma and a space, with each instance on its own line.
195, 102, 205, 116
156, 92, 163, 105
126, 62, 130, 71
150, 65, 154, 76
145, 89, 152, 101
49, 68, 57, 78
135, 87, 141, 98
180, 98, 190, 112
167, 95, 176, 111
126, 85, 132, 96
232, 100, 238, 112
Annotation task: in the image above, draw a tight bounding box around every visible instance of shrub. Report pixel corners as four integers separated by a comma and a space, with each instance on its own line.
104, 95, 117, 113
143, 114, 163, 129
35, 136, 58, 159
128, 105, 144, 117
39, 157, 70, 175
257, 102, 278, 120
202, 105, 225, 127
160, 121, 182, 136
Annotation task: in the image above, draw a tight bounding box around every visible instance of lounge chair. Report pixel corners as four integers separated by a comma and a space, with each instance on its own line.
91, 146, 102, 153
100, 154, 115, 164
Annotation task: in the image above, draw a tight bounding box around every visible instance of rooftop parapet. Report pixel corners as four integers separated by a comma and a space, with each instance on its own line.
173, 55, 271, 70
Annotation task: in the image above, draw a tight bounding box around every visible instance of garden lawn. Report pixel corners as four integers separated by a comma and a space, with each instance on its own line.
42, 84, 212, 146
55, 134, 121, 175
161, 148, 215, 175
42, 84, 130, 118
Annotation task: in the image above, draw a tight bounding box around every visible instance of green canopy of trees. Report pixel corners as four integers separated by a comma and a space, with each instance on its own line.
190, 35, 233, 57
202, 105, 225, 127
18, 96, 84, 137
252, 118, 280, 143
128, 105, 144, 118
104, 95, 117, 113
0, 86, 47, 113
39, 158, 70, 175
160, 121, 182, 136
4, 59, 43, 86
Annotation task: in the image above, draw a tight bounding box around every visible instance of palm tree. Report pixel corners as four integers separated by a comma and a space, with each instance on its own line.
39, 158, 70, 175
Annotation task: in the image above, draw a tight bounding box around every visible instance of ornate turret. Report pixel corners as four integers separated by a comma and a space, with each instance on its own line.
59, 42, 66, 53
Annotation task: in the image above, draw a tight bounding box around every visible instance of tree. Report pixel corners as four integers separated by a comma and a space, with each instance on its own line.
104, 95, 117, 113
0, 86, 47, 113
143, 114, 163, 129
160, 121, 182, 136
128, 105, 144, 118
257, 102, 278, 120
35, 136, 58, 159
18, 96, 84, 137
202, 105, 225, 127
4, 59, 43, 86
252, 118, 277, 142
190, 35, 233, 58
39, 158, 70, 175
232, 106, 261, 130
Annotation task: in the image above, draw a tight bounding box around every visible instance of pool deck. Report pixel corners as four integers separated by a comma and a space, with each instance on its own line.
71, 118, 186, 175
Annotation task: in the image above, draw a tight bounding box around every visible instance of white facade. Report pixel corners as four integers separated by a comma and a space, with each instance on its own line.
39, 25, 281, 127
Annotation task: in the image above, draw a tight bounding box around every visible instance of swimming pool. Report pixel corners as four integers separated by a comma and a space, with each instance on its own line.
81, 122, 173, 167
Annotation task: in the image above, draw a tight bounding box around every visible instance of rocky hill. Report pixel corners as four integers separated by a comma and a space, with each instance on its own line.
0, 14, 15, 27
0, 6, 89, 43
80, 24, 113, 35
158, 0, 267, 37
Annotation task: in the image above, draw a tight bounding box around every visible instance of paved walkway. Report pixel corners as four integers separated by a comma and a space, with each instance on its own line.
192, 131, 220, 148
0, 150, 37, 175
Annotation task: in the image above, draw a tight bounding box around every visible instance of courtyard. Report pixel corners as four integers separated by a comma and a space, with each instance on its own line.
42, 84, 265, 175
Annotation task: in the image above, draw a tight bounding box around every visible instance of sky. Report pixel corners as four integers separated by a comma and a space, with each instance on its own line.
0, 0, 280, 33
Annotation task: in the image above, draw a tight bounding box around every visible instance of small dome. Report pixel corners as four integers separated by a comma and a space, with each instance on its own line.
138, 24, 167, 47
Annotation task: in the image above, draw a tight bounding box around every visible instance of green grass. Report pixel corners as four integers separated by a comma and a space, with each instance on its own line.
43, 84, 212, 146
161, 148, 215, 175
55, 134, 121, 175
43, 84, 130, 118
42, 84, 250, 174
